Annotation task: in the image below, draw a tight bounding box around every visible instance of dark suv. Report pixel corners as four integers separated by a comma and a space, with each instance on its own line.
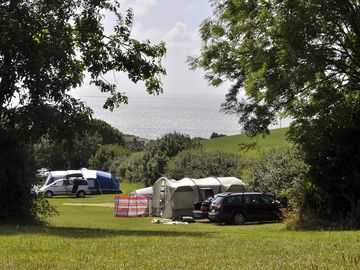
208, 192, 282, 225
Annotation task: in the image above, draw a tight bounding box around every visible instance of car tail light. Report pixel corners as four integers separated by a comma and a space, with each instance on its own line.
216, 204, 224, 209
201, 205, 209, 211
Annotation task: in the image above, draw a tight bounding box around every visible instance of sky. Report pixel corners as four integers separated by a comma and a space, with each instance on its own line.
74, 0, 230, 99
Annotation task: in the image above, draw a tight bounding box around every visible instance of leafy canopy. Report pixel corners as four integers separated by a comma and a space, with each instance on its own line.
190, 0, 360, 220
0, 0, 165, 223
190, 0, 360, 135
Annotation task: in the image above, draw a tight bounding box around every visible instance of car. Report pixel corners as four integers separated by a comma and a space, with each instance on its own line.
193, 196, 214, 219
208, 192, 282, 225
39, 177, 89, 198
192, 188, 216, 219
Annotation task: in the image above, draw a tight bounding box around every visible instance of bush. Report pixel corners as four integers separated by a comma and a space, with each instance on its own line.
210, 132, 226, 139
166, 149, 242, 179
88, 144, 130, 172
120, 132, 201, 185
248, 147, 308, 196
110, 153, 144, 182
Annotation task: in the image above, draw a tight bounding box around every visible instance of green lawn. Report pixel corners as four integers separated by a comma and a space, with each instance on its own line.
1, 188, 360, 270
201, 128, 291, 160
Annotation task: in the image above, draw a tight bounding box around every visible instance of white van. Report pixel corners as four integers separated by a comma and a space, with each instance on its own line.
39, 176, 89, 198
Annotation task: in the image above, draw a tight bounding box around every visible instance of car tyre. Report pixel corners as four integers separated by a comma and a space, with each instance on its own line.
44, 191, 53, 198
77, 190, 86, 198
232, 212, 245, 225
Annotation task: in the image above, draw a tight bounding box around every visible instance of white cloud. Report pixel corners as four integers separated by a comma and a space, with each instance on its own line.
119, 0, 157, 17
162, 22, 200, 49
132, 22, 163, 42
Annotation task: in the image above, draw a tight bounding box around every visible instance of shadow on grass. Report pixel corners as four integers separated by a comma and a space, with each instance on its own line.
0, 225, 212, 238
210, 221, 283, 227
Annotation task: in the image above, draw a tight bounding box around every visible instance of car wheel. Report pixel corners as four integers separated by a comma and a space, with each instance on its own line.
77, 190, 86, 198
232, 213, 245, 225
44, 191, 53, 198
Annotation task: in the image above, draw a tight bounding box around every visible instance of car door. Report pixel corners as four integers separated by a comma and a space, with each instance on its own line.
247, 194, 265, 220
260, 195, 281, 220
64, 180, 73, 195
52, 180, 67, 195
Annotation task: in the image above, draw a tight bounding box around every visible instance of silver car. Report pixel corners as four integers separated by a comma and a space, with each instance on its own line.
39, 177, 89, 198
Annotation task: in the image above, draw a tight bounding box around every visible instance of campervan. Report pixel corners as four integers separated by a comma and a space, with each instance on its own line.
39, 177, 89, 198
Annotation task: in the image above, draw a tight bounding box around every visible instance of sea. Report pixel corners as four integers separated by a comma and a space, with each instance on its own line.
75, 93, 246, 139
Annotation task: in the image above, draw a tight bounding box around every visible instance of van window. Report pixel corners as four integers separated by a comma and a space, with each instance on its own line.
77, 180, 88, 185
53, 180, 65, 187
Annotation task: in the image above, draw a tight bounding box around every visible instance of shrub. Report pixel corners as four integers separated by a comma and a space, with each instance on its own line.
110, 153, 144, 182
248, 147, 308, 196
88, 144, 130, 172
125, 132, 201, 185
166, 149, 242, 179
210, 132, 226, 139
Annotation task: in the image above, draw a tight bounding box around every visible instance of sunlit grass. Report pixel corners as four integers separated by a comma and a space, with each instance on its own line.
201, 128, 291, 160
1, 181, 360, 269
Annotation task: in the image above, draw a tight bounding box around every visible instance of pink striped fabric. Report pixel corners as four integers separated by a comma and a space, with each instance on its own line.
114, 196, 149, 217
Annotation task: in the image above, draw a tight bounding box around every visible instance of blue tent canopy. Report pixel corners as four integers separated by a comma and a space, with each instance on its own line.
81, 169, 122, 194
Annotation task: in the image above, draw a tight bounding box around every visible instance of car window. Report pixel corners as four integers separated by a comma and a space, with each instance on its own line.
227, 196, 242, 204
252, 195, 261, 204
261, 195, 276, 204
243, 195, 251, 204
212, 196, 224, 205
78, 180, 88, 185
53, 180, 64, 187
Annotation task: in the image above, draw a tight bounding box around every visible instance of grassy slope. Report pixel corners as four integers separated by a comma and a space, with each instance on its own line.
1, 190, 360, 270
201, 128, 291, 160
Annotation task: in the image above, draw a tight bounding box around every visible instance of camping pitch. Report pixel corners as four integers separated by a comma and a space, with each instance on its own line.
151, 177, 247, 218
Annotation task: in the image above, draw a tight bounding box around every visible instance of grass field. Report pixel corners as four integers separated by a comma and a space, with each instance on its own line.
1, 187, 360, 270
201, 128, 291, 159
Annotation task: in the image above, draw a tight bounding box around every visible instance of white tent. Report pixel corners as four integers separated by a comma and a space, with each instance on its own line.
130, 187, 153, 198
152, 177, 247, 218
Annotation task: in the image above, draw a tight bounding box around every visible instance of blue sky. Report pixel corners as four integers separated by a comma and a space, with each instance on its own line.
74, 0, 229, 99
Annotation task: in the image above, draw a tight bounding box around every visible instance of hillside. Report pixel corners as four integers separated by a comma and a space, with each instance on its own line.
201, 128, 291, 160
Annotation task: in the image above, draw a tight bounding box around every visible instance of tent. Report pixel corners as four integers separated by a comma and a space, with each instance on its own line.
44, 170, 83, 186
44, 169, 121, 194
81, 168, 121, 194
130, 187, 153, 198
152, 177, 247, 218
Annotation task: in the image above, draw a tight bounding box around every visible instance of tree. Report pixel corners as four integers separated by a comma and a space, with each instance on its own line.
32, 119, 126, 170
0, 0, 165, 223
166, 149, 242, 180
190, 0, 360, 222
89, 119, 125, 146
33, 131, 103, 170
139, 132, 201, 185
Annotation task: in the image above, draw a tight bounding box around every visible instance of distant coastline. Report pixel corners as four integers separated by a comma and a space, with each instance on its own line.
73, 92, 288, 139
